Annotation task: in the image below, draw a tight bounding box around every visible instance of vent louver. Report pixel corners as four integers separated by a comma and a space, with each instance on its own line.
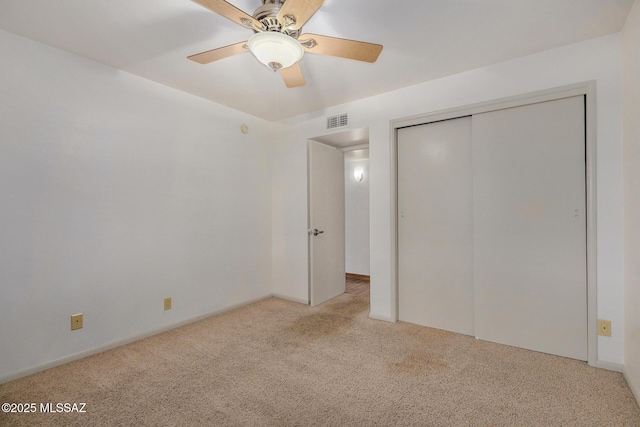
327, 113, 348, 129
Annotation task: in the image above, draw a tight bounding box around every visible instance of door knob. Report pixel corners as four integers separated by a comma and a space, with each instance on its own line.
310, 228, 324, 236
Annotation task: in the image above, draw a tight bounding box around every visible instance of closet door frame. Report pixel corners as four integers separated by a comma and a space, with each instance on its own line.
390, 81, 597, 367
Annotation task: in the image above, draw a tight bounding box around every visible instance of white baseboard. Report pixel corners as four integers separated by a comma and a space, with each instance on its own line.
369, 312, 396, 323
596, 360, 624, 372
272, 293, 309, 305
623, 365, 640, 407
0, 294, 272, 385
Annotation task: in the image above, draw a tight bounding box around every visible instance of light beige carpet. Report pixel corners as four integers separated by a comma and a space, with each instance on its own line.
1, 294, 639, 426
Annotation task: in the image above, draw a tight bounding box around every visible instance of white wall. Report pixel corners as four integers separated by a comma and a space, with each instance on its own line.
271, 125, 309, 303
345, 150, 370, 276
273, 33, 625, 364
622, 0, 640, 402
0, 30, 274, 381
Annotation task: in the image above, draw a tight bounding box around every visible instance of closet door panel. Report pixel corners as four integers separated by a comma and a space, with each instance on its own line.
472, 96, 587, 360
398, 117, 474, 336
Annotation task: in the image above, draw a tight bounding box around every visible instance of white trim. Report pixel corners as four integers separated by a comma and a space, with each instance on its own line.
389, 122, 399, 322
584, 82, 598, 368
390, 81, 598, 366
623, 365, 640, 406
340, 143, 370, 152
0, 294, 273, 385
369, 312, 396, 322
307, 140, 312, 305
596, 360, 624, 372
393, 81, 594, 128
272, 293, 309, 305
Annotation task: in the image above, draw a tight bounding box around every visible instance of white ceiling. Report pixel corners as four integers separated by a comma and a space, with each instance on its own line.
0, 0, 634, 121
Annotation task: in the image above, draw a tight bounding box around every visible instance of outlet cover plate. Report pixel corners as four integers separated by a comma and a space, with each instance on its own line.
71, 313, 83, 331
164, 297, 172, 311
597, 319, 611, 337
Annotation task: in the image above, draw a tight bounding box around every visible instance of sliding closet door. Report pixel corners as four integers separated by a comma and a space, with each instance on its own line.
472, 96, 587, 360
398, 117, 474, 336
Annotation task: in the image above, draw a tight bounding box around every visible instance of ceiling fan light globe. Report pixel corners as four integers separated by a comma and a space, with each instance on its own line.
248, 32, 304, 70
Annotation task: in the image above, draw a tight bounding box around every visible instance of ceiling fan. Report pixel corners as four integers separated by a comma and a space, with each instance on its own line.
187, 0, 383, 88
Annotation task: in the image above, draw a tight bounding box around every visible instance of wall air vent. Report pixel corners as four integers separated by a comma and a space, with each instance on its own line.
327, 113, 348, 130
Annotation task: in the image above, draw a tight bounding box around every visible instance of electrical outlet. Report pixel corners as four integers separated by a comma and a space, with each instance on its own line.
71, 313, 83, 331
164, 297, 172, 311
598, 319, 611, 337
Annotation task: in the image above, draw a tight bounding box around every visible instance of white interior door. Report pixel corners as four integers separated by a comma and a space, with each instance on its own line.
308, 140, 345, 306
398, 117, 475, 335
472, 96, 587, 360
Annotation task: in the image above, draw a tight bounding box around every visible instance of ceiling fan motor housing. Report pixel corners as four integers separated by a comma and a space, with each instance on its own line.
254, 1, 281, 21
253, 0, 299, 38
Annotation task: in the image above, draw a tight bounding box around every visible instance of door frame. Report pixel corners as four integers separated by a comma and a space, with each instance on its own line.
389, 81, 598, 367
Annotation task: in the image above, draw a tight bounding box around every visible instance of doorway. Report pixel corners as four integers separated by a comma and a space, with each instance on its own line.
344, 147, 370, 298
308, 128, 370, 306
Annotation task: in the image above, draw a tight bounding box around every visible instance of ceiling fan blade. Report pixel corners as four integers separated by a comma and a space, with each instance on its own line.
280, 63, 306, 88
188, 41, 248, 64
277, 0, 324, 31
192, 0, 261, 30
299, 34, 383, 63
